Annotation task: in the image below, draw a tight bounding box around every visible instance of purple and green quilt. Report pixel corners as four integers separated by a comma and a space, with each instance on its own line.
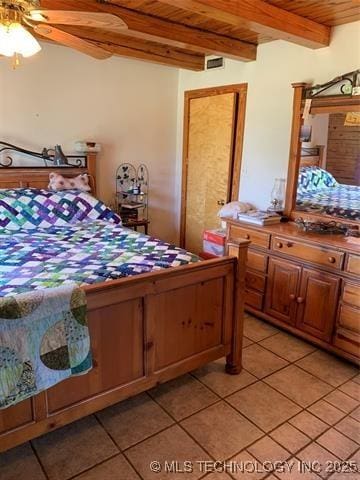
0, 189, 199, 297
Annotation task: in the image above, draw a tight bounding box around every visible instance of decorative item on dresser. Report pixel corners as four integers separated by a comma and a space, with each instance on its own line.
116, 162, 150, 234
226, 71, 360, 365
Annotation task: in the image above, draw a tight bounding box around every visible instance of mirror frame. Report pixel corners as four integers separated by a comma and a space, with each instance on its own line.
284, 81, 360, 226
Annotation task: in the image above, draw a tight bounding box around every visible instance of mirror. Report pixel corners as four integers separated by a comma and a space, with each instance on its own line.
295, 110, 360, 222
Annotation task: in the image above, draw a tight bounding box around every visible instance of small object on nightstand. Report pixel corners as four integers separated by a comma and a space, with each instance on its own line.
116, 163, 149, 233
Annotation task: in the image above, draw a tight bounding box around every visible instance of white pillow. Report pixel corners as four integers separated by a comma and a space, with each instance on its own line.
218, 201, 254, 219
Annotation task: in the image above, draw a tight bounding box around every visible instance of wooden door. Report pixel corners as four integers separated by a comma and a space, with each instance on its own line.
265, 258, 301, 325
296, 268, 340, 342
181, 85, 247, 253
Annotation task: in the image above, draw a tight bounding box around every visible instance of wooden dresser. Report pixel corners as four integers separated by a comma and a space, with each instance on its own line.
226, 219, 360, 364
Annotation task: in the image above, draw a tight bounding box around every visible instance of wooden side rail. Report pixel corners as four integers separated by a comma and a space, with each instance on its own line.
226, 239, 250, 374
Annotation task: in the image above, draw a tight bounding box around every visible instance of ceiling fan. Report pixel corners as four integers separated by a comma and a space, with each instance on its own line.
0, 0, 128, 65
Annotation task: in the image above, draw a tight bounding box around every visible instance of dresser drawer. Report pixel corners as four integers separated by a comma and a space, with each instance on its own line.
248, 251, 268, 273
343, 283, 360, 309
271, 237, 344, 270
245, 290, 263, 310
229, 225, 270, 249
246, 271, 266, 293
346, 255, 360, 275
334, 328, 360, 358
338, 304, 360, 335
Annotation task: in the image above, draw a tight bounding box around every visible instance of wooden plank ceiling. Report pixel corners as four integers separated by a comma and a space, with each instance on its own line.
39, 0, 360, 70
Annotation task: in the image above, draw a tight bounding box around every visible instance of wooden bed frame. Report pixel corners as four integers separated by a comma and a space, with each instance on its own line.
0, 155, 248, 452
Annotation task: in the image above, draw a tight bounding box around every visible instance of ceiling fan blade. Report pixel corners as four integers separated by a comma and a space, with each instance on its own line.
29, 10, 127, 32
34, 24, 112, 60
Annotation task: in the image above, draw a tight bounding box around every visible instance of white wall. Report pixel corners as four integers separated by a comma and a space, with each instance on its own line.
0, 43, 180, 243
177, 22, 360, 223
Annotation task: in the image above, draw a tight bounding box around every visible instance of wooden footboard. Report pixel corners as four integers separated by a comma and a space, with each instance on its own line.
0, 240, 248, 452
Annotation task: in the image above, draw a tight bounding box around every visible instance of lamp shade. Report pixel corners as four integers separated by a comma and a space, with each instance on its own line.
0, 23, 41, 58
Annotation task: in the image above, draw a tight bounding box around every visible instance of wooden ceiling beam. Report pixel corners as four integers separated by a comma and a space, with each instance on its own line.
39, 0, 257, 61
158, 0, 331, 48
57, 26, 205, 70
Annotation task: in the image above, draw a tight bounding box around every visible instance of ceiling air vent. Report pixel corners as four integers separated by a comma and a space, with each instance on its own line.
205, 56, 225, 71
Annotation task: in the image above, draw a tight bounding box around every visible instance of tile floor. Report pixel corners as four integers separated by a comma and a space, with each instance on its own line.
1, 314, 359, 480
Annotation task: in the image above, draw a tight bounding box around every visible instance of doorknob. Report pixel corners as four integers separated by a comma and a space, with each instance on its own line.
217, 200, 226, 206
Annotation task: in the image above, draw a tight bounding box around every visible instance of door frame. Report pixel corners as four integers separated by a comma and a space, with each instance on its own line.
180, 83, 248, 247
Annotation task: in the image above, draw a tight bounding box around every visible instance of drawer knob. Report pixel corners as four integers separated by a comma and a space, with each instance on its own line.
244, 234, 250, 240
328, 257, 336, 264
276, 242, 283, 249
296, 297, 305, 304
289, 294, 296, 301
287, 242, 293, 248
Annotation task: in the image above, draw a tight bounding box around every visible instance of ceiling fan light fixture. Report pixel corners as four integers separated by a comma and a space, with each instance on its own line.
0, 22, 41, 57
0, 1, 41, 62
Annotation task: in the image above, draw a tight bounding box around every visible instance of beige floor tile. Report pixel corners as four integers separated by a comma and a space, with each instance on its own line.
243, 337, 254, 347
32, 416, 118, 480
338, 381, 360, 401
317, 429, 358, 461
97, 393, 173, 450
264, 365, 333, 407
296, 351, 358, 388
242, 344, 288, 379
192, 358, 257, 397
229, 450, 267, 479
181, 402, 263, 460
149, 374, 219, 420
203, 473, 233, 480
228, 382, 301, 432
289, 411, 328, 439
334, 416, 360, 444
349, 405, 360, 421
270, 423, 311, 454
125, 425, 209, 480
260, 332, 316, 362
243, 315, 279, 342
248, 436, 290, 464
75, 454, 140, 480
297, 443, 339, 479
323, 390, 359, 414
326, 449, 360, 479
275, 458, 322, 480
0, 443, 46, 480
352, 374, 360, 385
308, 400, 346, 426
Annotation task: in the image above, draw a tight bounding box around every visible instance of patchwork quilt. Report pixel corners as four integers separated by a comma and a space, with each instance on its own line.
297, 167, 360, 221
297, 166, 338, 195
0, 284, 92, 409
0, 220, 199, 297
0, 188, 121, 230
296, 184, 360, 221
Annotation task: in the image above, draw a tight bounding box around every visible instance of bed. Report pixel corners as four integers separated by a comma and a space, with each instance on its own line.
0, 155, 248, 452
296, 166, 360, 221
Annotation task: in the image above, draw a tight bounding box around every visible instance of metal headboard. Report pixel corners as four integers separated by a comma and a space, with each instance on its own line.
0, 141, 88, 168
